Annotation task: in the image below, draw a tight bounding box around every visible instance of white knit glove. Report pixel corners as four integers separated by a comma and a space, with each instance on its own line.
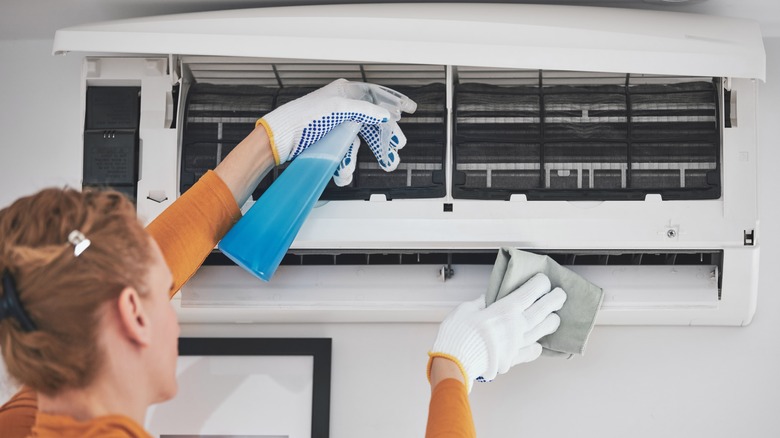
429, 273, 566, 392
257, 79, 417, 186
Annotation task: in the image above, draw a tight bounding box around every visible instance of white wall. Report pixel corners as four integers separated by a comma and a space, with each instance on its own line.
1, 38, 779, 437
0, 40, 83, 207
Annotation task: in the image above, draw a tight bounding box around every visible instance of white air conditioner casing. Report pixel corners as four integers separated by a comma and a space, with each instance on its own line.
53, 3, 763, 326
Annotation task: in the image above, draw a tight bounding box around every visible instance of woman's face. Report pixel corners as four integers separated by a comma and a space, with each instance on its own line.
142, 237, 180, 403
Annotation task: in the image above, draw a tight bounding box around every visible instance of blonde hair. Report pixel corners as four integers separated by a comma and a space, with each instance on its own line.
0, 188, 151, 395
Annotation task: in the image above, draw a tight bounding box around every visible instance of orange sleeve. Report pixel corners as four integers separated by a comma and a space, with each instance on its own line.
425, 378, 476, 438
145, 170, 241, 298
0, 386, 38, 438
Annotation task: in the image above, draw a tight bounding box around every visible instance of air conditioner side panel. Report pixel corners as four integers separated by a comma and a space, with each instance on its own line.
81, 57, 179, 224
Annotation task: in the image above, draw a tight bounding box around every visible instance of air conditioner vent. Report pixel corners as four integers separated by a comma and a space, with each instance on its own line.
205, 249, 722, 267
203, 249, 723, 295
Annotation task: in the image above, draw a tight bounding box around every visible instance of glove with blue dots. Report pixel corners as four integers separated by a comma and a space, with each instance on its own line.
257, 79, 416, 186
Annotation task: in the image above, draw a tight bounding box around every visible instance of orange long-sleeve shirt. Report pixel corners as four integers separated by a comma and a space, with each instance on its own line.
426, 378, 476, 438
0, 170, 474, 437
29, 413, 152, 438
0, 387, 36, 438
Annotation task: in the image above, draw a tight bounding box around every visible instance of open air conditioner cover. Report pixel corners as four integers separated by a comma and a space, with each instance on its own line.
53, 3, 765, 80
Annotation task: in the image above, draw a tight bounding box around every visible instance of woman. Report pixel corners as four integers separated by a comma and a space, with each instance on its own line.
0, 79, 563, 437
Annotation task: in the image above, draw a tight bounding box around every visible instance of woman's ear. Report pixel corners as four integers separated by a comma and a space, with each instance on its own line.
116, 286, 151, 347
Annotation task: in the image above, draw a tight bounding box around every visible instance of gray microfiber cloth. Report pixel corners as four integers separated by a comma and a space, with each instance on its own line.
486, 247, 604, 358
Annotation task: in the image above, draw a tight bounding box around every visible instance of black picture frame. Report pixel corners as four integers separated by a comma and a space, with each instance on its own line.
178, 337, 332, 438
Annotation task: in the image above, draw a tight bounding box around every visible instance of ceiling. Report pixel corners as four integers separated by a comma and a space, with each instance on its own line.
1, 0, 778, 40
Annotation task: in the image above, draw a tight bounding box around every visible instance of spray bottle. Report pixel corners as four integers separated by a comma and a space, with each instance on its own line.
218, 121, 362, 281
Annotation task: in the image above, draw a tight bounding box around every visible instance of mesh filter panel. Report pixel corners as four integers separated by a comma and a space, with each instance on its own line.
453, 78, 720, 200
181, 82, 446, 200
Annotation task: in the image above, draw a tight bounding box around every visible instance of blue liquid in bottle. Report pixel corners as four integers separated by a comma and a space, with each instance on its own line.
218, 122, 361, 281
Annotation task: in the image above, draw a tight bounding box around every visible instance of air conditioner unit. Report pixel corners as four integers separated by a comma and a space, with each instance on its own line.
53, 3, 764, 325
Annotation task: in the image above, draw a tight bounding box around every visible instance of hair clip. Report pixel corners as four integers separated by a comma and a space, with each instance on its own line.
1, 269, 37, 332
68, 230, 91, 257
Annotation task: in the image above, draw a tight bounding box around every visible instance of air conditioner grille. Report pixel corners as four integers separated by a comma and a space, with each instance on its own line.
453, 77, 720, 200
179, 60, 721, 201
